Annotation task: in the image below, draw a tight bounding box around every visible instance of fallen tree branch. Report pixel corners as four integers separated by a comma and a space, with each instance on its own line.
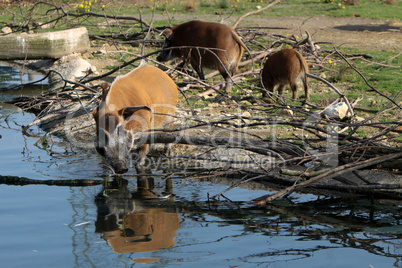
306, 72, 355, 117
30, 1, 150, 27
252, 151, 402, 206
334, 47, 401, 109
140, 131, 306, 157
0, 175, 103, 186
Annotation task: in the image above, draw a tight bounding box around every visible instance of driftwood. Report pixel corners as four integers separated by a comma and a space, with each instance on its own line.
252, 151, 402, 205
0, 175, 103, 186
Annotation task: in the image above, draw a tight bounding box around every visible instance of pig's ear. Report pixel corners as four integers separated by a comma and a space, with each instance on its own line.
121, 106, 140, 122
120, 106, 153, 122
100, 83, 110, 101
92, 106, 98, 119
160, 28, 173, 39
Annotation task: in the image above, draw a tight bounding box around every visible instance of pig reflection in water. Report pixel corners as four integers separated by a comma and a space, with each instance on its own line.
95, 178, 179, 253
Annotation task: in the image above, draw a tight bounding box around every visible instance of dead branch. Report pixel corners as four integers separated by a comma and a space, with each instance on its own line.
335, 47, 402, 109
140, 131, 305, 157
31, 1, 149, 27
306, 72, 355, 117
232, 0, 283, 29
252, 151, 402, 206
0, 175, 103, 186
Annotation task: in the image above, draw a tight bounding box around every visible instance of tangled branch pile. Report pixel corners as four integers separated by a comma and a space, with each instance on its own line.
2, 1, 401, 202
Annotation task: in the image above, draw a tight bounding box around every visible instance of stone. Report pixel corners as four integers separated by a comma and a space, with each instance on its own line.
324, 102, 352, 120
0, 27, 90, 60
48, 54, 97, 90
279, 106, 294, 116
242, 111, 251, 118
1, 26, 12, 34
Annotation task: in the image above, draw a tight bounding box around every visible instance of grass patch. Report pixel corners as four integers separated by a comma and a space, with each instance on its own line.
263, 0, 402, 19
355, 128, 368, 138
1, 0, 401, 31
336, 48, 401, 109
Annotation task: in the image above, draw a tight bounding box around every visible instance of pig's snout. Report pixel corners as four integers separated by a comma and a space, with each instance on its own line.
114, 163, 128, 174
156, 50, 172, 62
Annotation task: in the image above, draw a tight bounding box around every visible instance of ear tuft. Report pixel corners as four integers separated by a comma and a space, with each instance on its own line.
101, 83, 110, 101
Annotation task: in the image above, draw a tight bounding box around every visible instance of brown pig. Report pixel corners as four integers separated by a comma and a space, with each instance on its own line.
261, 49, 310, 102
92, 65, 178, 174
157, 20, 249, 93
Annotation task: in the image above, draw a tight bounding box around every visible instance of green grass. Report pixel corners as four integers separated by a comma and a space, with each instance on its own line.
355, 128, 368, 138
265, 0, 402, 20
330, 48, 401, 110
1, 0, 401, 32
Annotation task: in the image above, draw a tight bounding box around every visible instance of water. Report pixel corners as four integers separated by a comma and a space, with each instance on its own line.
1, 66, 401, 267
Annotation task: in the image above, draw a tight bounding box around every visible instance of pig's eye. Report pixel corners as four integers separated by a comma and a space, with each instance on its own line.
96, 146, 105, 156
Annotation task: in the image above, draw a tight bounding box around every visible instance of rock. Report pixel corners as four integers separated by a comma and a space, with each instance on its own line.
0, 27, 90, 60
36, 22, 51, 29
240, 100, 252, 106
279, 106, 294, 116
324, 102, 352, 120
48, 54, 97, 90
202, 93, 217, 100
1, 27, 12, 34
93, 44, 107, 55
242, 111, 251, 118
352, 116, 365, 123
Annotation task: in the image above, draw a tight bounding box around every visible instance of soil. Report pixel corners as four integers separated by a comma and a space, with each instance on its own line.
236, 15, 402, 51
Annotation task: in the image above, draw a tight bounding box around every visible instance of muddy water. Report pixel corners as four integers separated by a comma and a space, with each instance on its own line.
1, 66, 401, 267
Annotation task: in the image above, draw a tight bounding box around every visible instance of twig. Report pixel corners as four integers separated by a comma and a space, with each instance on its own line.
232, 0, 283, 29
210, 174, 266, 199
306, 72, 355, 117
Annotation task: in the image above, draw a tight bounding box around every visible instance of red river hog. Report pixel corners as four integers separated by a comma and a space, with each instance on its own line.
92, 65, 178, 174
261, 49, 310, 102
157, 20, 248, 93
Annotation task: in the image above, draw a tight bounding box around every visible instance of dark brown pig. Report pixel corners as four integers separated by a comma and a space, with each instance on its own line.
157, 20, 249, 93
92, 65, 178, 174
261, 49, 310, 102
